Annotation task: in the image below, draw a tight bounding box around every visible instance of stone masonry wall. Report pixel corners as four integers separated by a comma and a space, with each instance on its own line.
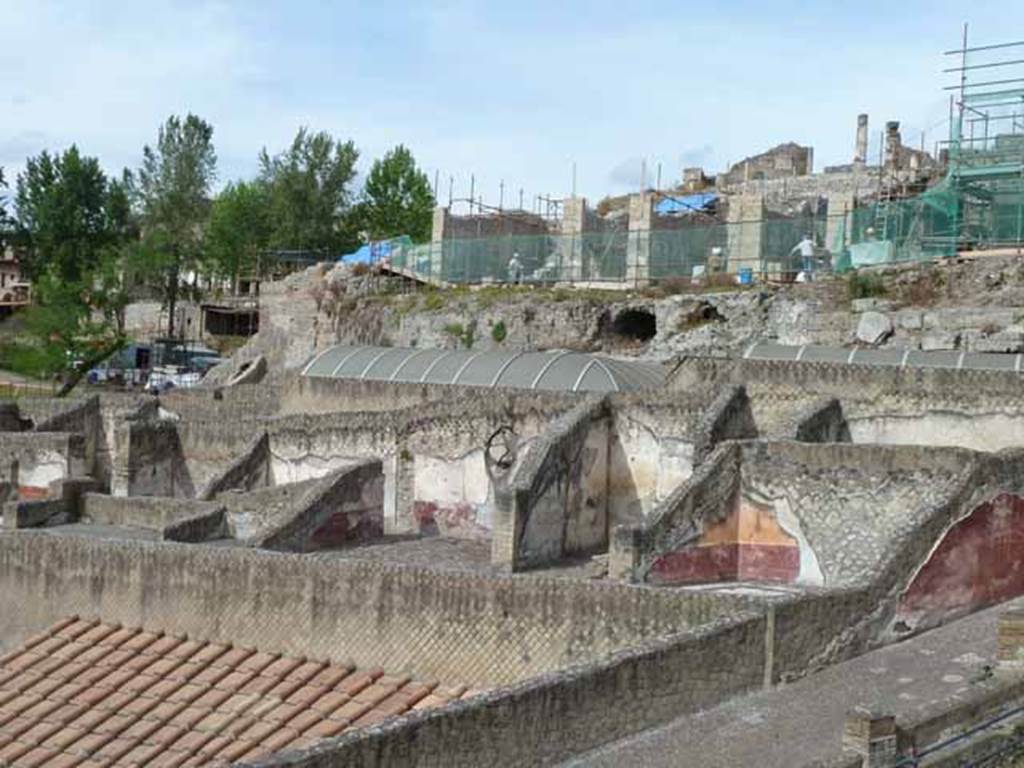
243, 615, 769, 768
256, 461, 384, 552
0, 532, 752, 687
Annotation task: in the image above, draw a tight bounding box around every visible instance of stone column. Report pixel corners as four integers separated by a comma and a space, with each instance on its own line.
842, 708, 898, 768
430, 206, 451, 283
431, 206, 450, 243
885, 122, 902, 171
561, 197, 587, 283
855, 114, 869, 167
725, 193, 765, 277
826, 191, 857, 254
626, 193, 654, 287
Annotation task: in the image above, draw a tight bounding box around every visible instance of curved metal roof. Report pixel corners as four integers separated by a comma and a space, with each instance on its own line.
301, 345, 666, 393
743, 342, 1024, 372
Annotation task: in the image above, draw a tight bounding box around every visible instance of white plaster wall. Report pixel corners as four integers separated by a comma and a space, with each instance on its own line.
19, 450, 68, 488
413, 449, 492, 531
608, 418, 694, 526
848, 413, 1024, 452
765, 494, 825, 587
269, 453, 362, 485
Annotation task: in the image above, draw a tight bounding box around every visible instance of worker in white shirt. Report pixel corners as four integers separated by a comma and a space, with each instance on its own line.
790, 235, 816, 278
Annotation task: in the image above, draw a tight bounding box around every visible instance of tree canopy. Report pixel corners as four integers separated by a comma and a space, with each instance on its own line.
1, 113, 445, 391
1, 149, 137, 391
259, 128, 359, 256
14, 146, 118, 282
0, 168, 10, 249
134, 114, 217, 336
360, 145, 435, 243
206, 180, 271, 292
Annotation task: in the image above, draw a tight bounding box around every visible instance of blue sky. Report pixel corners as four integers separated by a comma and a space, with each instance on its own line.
2, 1, 1022, 208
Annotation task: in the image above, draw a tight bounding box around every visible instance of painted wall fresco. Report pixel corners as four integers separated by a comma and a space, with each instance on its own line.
897, 492, 1024, 630
650, 494, 800, 585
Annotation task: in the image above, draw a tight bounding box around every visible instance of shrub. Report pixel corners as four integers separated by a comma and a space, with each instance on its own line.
351, 262, 371, 277
491, 320, 507, 344
847, 272, 888, 300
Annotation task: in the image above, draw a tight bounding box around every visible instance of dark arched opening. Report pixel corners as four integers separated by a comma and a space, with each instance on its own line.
610, 308, 657, 342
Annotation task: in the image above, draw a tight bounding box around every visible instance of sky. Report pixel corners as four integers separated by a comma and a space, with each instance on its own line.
2, 1, 1023, 210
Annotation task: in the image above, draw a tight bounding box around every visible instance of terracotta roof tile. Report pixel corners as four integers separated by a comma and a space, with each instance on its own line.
0, 617, 478, 767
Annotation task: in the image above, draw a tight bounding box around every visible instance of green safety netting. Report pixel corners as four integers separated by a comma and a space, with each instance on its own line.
385, 163, 1022, 285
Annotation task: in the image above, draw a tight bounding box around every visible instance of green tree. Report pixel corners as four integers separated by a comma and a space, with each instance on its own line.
259, 127, 359, 256
0, 168, 10, 249
360, 145, 435, 243
135, 114, 217, 337
14, 146, 114, 281
207, 180, 271, 293
1, 151, 138, 394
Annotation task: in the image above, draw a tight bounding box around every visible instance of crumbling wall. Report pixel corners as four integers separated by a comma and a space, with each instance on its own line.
81, 493, 226, 541
607, 393, 705, 527
112, 420, 194, 498
671, 357, 1024, 451
255, 460, 384, 552
493, 397, 611, 570
0, 432, 83, 493
199, 432, 271, 500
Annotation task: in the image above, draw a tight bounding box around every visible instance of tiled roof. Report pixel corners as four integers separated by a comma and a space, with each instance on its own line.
0, 617, 481, 767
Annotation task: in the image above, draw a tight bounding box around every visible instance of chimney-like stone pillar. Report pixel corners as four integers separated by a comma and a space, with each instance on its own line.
626, 193, 654, 287
855, 114, 869, 166
885, 121, 902, 171
561, 197, 587, 283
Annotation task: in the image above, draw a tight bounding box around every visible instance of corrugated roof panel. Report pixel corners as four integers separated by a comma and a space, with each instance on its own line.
576, 363, 615, 392
535, 353, 597, 391
747, 343, 800, 362
849, 348, 907, 367
744, 342, 1024, 373
302, 345, 665, 392
905, 350, 962, 369
800, 346, 852, 364
495, 351, 565, 389
363, 348, 419, 380
421, 350, 476, 385
391, 349, 450, 382
454, 351, 518, 387
334, 347, 386, 377
303, 346, 355, 377
963, 352, 1018, 371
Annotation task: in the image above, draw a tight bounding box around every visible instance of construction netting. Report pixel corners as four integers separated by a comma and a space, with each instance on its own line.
382, 174, 1022, 286
386, 214, 831, 286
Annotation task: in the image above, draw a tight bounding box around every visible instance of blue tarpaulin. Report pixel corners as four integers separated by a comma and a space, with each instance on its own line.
339, 244, 373, 264
656, 193, 718, 216
340, 238, 405, 264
